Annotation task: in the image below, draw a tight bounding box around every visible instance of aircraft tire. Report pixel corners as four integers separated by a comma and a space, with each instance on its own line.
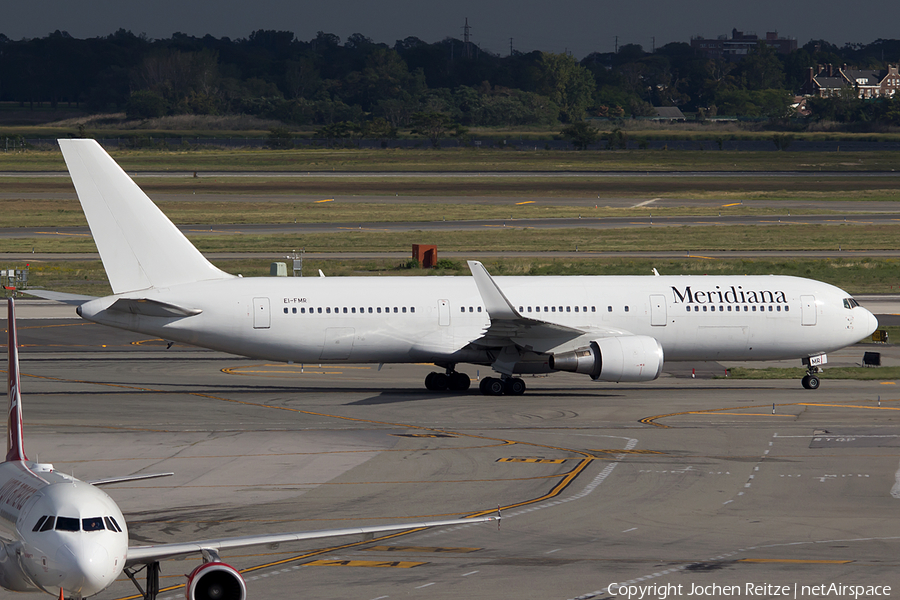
503, 378, 526, 395
449, 372, 471, 391
805, 374, 820, 390
432, 373, 450, 390
479, 377, 504, 396
424, 372, 437, 390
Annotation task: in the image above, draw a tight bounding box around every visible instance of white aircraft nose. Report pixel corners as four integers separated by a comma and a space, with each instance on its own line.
56, 541, 112, 596
865, 309, 879, 338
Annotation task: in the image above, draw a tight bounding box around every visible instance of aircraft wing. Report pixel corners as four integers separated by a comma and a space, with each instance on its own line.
88, 472, 174, 486
466, 261, 621, 352
125, 515, 498, 566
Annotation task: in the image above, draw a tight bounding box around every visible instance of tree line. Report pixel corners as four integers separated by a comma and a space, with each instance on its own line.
2, 29, 900, 129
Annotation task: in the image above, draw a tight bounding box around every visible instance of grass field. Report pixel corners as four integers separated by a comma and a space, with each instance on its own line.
4, 147, 900, 172
0, 198, 879, 228
4, 224, 898, 255
723, 366, 900, 379
2, 173, 900, 203
7, 255, 900, 297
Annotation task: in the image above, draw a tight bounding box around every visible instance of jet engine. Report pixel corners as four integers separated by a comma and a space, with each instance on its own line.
185, 561, 246, 600
549, 336, 664, 382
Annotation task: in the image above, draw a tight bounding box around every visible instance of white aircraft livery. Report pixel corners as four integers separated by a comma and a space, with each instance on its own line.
1, 298, 497, 599
55, 139, 877, 394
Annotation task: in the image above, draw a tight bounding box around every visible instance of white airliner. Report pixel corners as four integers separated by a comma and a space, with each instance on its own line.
1, 298, 497, 599
51, 139, 877, 394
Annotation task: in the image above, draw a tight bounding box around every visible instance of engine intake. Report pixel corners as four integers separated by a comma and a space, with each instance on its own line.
185, 562, 246, 600
549, 336, 664, 382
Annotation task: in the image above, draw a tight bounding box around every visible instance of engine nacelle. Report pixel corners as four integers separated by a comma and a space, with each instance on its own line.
185, 561, 247, 600
549, 336, 664, 382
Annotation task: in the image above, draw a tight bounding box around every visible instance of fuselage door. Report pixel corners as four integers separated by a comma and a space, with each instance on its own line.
321, 327, 355, 360
650, 294, 667, 326
800, 295, 816, 326
438, 299, 450, 326
253, 297, 271, 329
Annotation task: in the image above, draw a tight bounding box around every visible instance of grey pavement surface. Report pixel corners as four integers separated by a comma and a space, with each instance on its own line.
4, 170, 900, 178
1, 213, 899, 241
3, 304, 900, 599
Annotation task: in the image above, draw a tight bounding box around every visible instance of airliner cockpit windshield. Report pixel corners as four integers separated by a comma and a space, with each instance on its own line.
843, 298, 860, 309
32, 514, 123, 533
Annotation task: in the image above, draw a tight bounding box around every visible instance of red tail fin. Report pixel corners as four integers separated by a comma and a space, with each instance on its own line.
7, 299, 26, 462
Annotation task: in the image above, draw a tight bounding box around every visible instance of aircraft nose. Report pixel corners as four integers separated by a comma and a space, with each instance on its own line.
56, 541, 112, 596
865, 309, 879, 338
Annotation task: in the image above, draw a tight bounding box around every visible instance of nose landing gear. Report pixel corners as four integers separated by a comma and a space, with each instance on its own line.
801, 354, 826, 390
801, 370, 820, 390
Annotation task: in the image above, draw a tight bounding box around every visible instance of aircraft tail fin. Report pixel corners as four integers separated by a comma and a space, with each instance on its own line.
6, 299, 27, 462
58, 139, 233, 294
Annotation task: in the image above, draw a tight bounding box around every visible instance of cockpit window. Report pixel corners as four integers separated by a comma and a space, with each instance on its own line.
32, 516, 47, 532
83, 517, 105, 532
39, 516, 55, 532
55, 517, 80, 532
106, 516, 123, 533
843, 298, 860, 309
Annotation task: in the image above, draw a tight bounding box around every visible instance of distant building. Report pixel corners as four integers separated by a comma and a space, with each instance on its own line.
652, 107, 686, 121
690, 29, 797, 62
800, 64, 900, 99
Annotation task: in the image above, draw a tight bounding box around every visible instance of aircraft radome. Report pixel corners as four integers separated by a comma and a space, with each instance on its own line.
0, 298, 497, 599
43, 139, 878, 395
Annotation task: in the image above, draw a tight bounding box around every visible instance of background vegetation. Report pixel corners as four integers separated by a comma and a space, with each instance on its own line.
3, 29, 900, 133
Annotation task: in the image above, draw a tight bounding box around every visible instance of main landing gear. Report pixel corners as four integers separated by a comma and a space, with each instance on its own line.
424, 366, 471, 391
422, 365, 525, 395
479, 376, 526, 396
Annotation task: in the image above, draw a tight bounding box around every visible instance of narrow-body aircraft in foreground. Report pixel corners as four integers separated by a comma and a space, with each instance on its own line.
53, 139, 877, 394
0, 299, 497, 599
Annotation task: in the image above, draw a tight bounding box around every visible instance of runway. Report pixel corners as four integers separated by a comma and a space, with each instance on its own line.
5, 310, 900, 599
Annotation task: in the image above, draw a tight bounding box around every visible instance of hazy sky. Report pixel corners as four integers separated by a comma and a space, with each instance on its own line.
3, 0, 898, 57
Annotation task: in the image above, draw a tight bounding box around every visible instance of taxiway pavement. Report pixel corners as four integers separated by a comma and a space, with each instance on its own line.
4, 311, 900, 600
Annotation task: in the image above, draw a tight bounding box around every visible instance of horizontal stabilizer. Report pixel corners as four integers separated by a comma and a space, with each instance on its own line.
23, 289, 97, 306
108, 298, 202, 318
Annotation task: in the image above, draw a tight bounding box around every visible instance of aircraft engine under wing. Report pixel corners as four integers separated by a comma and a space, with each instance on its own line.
466, 261, 664, 381
549, 336, 664, 382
